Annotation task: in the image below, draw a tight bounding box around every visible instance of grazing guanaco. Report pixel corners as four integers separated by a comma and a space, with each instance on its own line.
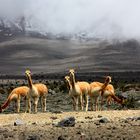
90, 76, 112, 110
69, 69, 90, 111
103, 84, 124, 105
99, 76, 112, 109
0, 86, 29, 113
90, 76, 124, 110
25, 70, 48, 113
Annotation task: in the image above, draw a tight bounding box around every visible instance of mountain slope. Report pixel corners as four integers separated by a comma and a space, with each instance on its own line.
0, 37, 140, 74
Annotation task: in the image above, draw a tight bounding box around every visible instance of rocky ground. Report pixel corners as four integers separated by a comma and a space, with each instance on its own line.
0, 78, 140, 140
0, 110, 139, 140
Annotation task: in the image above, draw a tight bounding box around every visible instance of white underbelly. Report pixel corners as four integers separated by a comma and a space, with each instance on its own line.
29, 87, 39, 97
69, 86, 81, 97
90, 87, 101, 97
103, 90, 111, 97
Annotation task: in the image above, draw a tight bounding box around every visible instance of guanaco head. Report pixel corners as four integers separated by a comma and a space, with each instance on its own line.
105, 76, 112, 84
69, 69, 75, 75
64, 76, 71, 90
69, 69, 75, 83
25, 69, 31, 77
119, 95, 128, 106
69, 69, 75, 77
65, 76, 70, 82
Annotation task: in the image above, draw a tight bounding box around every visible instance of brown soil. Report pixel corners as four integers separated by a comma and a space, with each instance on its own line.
0, 110, 139, 140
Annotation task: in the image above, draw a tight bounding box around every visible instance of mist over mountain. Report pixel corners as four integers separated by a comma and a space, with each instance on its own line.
0, 0, 140, 40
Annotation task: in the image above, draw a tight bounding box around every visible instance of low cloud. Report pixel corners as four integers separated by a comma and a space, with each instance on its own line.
0, 0, 140, 39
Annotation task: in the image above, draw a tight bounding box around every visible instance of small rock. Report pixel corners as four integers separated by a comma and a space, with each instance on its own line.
97, 115, 102, 118
79, 133, 86, 139
85, 116, 93, 119
48, 89, 56, 95
107, 127, 111, 130
124, 119, 129, 123
55, 116, 75, 127
94, 121, 100, 125
133, 116, 140, 121
13, 128, 17, 131
58, 135, 66, 140
18, 132, 26, 140
32, 122, 37, 125
51, 110, 63, 114
14, 119, 25, 126
27, 135, 39, 140
77, 131, 85, 136
112, 126, 117, 129
99, 117, 109, 123
50, 116, 58, 120
125, 116, 140, 122
76, 131, 81, 134
3, 134, 8, 139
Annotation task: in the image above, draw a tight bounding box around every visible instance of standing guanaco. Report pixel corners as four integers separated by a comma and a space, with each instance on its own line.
64, 76, 76, 110
0, 86, 29, 113
25, 70, 48, 113
69, 69, 90, 111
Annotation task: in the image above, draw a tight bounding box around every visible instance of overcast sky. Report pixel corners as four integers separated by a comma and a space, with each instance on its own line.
0, 0, 140, 39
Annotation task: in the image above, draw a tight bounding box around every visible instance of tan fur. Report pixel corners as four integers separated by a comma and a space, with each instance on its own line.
25, 70, 48, 113
89, 82, 103, 111
0, 86, 29, 113
77, 81, 90, 111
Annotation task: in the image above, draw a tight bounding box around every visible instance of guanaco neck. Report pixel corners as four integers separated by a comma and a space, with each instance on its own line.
67, 79, 72, 90
111, 94, 122, 104
101, 81, 109, 90
70, 73, 76, 89
27, 74, 33, 89
100, 79, 110, 95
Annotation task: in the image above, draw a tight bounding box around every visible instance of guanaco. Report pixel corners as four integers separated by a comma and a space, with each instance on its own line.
64, 76, 76, 110
90, 76, 111, 111
64, 76, 71, 91
25, 70, 48, 113
69, 69, 90, 111
90, 76, 124, 110
0, 86, 29, 113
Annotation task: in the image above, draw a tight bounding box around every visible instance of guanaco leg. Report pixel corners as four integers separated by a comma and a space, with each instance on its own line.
33, 97, 39, 113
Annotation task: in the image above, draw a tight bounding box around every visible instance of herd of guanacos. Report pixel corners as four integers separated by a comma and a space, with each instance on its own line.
0, 69, 126, 113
